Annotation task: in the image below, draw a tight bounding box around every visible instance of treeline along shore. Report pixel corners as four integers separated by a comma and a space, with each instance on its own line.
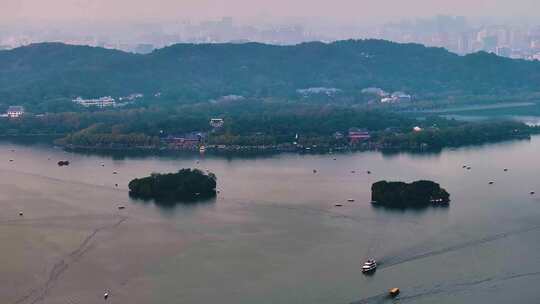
0, 103, 529, 154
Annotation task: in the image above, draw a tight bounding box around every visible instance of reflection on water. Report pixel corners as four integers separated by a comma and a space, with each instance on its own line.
2, 136, 540, 304
129, 194, 217, 210
371, 202, 450, 213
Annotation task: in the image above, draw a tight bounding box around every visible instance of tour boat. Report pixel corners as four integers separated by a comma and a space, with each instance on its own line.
362, 259, 377, 273
199, 146, 206, 153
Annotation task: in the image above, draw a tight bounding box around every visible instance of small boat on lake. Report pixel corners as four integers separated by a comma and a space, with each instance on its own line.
389, 288, 400, 297
347, 199, 355, 202
362, 259, 377, 273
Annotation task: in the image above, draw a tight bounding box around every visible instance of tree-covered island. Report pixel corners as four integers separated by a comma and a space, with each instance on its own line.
371, 180, 450, 208
128, 168, 217, 202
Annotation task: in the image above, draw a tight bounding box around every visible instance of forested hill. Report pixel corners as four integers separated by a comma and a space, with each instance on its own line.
1, 39, 540, 105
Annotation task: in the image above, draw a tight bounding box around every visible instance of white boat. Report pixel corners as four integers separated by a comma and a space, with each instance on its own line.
362, 259, 377, 273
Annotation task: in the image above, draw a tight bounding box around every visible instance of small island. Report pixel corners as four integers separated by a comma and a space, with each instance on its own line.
128, 168, 217, 202
371, 180, 450, 208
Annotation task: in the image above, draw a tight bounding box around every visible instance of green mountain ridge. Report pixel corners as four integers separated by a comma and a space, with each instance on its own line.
1, 39, 539, 107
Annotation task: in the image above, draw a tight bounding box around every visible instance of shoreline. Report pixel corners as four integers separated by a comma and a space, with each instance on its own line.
57, 136, 531, 158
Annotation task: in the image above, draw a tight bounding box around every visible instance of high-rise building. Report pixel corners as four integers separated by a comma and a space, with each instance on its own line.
457, 33, 471, 54
482, 36, 498, 53
496, 46, 512, 57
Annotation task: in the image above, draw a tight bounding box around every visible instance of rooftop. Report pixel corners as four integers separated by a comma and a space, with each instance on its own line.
7, 106, 24, 112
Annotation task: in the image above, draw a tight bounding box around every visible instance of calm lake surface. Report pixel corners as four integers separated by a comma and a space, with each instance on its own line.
2, 137, 540, 304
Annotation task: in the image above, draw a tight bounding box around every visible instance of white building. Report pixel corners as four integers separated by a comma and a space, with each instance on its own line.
391, 91, 412, 102
297, 87, 342, 97
210, 118, 224, 128
73, 96, 116, 108
118, 93, 144, 101
380, 92, 412, 103
6, 106, 24, 118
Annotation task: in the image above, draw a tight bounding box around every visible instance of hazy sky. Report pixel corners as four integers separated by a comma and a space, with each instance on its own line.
1, 0, 539, 24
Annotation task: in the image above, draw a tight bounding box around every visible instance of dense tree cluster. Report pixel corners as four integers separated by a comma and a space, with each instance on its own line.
1, 40, 540, 109
373, 120, 531, 150
0, 101, 532, 151
128, 169, 217, 202
371, 180, 450, 208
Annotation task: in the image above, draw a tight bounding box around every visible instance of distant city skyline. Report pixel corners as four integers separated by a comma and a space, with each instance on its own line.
2, 1, 540, 61
1, 0, 540, 24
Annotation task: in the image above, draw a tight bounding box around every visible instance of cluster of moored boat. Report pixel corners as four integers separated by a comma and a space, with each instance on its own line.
462, 164, 537, 195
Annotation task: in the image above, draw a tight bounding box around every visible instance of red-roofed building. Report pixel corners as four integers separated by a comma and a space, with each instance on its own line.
348, 128, 371, 144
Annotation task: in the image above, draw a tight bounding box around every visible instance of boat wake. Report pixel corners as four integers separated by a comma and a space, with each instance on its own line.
350, 271, 540, 304
378, 223, 540, 269
12, 216, 127, 304
349, 292, 390, 304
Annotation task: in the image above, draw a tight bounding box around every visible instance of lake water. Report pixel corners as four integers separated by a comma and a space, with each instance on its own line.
2, 137, 540, 304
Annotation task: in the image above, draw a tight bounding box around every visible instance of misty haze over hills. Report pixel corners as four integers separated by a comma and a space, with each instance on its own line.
2, 15, 540, 60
